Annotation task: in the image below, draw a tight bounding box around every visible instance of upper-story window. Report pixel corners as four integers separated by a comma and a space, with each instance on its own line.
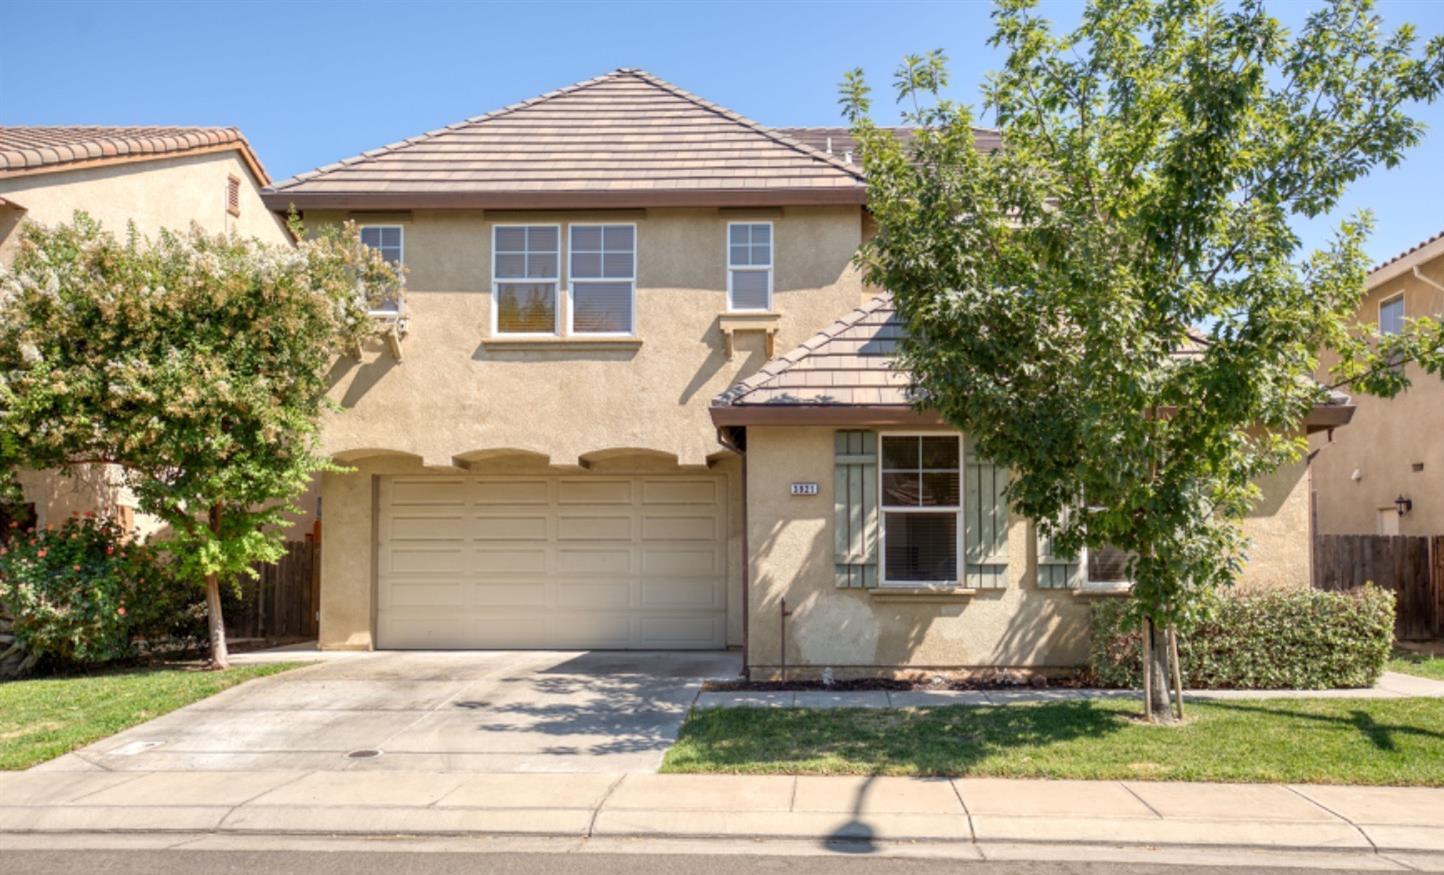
360, 226, 404, 311
493, 225, 560, 335
879, 434, 962, 586
570, 224, 635, 335
727, 222, 772, 312
1380, 294, 1405, 335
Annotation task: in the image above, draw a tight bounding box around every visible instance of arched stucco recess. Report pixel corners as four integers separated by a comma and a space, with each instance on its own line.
331, 448, 425, 465
452, 448, 553, 470
577, 447, 693, 471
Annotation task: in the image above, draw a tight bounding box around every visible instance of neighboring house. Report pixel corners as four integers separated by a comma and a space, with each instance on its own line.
1312, 229, 1444, 536
0, 126, 296, 532
263, 69, 1349, 676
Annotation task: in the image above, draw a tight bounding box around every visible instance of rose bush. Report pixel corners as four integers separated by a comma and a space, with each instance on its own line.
0, 514, 197, 676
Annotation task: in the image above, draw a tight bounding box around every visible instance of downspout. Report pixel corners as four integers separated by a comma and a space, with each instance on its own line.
716, 425, 749, 679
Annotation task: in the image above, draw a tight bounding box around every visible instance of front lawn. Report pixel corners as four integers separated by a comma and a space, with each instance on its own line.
1390, 647, 1444, 681
0, 662, 296, 770
662, 698, 1444, 786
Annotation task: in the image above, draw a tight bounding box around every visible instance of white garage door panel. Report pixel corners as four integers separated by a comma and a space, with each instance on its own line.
377, 474, 728, 649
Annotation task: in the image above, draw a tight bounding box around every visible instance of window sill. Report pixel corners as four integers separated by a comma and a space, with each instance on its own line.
869, 587, 977, 603
480, 337, 643, 352
1073, 581, 1133, 598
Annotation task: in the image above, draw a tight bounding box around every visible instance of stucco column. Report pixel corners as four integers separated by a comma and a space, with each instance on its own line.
318, 469, 376, 650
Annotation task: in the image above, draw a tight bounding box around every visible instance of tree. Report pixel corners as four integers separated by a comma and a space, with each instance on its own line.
0, 214, 399, 668
842, 0, 1444, 721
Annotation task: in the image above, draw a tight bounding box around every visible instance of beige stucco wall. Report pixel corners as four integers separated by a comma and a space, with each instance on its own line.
745, 426, 1314, 677
314, 205, 867, 649
1311, 252, 1444, 535
1, 149, 294, 531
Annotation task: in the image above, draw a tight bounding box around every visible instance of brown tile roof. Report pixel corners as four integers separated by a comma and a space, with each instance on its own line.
714, 295, 1346, 410
716, 293, 913, 408
263, 69, 867, 211
0, 126, 269, 183
776, 126, 1003, 164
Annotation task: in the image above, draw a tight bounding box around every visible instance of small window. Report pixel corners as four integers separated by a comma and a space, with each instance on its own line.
493, 225, 560, 335
1380, 294, 1405, 336
1086, 543, 1134, 585
226, 176, 241, 217
880, 434, 961, 585
360, 226, 404, 311
570, 224, 635, 335
727, 222, 772, 312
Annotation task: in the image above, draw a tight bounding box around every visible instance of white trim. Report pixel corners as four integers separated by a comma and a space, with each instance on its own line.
1378, 291, 1405, 335
876, 431, 964, 588
491, 223, 561, 337
567, 222, 637, 337
726, 221, 774, 312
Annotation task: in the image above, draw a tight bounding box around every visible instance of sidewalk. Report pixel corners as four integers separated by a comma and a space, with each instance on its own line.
695, 671, 1444, 709
3, 769, 1443, 856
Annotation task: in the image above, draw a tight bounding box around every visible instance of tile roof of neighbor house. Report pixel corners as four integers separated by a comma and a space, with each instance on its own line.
262, 69, 868, 211
714, 294, 1352, 419
0, 126, 269, 183
777, 126, 1004, 163
1369, 227, 1444, 280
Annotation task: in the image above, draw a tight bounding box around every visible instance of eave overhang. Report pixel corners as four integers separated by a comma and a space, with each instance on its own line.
261, 187, 868, 213
709, 402, 1356, 433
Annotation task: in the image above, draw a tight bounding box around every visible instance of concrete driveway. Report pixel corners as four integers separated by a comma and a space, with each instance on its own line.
39, 650, 739, 775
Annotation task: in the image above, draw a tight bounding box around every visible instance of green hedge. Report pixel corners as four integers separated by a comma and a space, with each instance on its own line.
1088, 586, 1395, 690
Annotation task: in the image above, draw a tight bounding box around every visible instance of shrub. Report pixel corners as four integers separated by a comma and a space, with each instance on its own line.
0, 514, 197, 676
1088, 585, 1395, 690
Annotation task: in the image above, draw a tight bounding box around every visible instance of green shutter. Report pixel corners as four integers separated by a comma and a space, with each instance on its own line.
834, 430, 879, 588
963, 437, 1009, 589
1036, 510, 1082, 590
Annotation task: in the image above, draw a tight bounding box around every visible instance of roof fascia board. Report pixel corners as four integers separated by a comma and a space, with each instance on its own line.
1368, 236, 1444, 289
263, 188, 867, 212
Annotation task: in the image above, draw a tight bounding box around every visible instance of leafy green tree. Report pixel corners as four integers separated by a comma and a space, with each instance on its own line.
843, 0, 1444, 720
0, 215, 399, 668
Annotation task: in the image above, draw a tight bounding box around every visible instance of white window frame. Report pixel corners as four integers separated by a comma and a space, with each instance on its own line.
567, 222, 637, 338
491, 223, 562, 337
1379, 292, 1405, 335
726, 221, 774, 313
359, 224, 404, 267
877, 431, 965, 588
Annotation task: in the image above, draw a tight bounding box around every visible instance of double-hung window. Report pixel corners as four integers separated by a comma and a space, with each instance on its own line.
569, 224, 635, 335
727, 222, 772, 311
880, 435, 962, 585
360, 226, 404, 310
493, 225, 560, 335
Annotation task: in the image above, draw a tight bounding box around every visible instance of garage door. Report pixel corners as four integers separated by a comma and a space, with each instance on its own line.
376, 475, 728, 649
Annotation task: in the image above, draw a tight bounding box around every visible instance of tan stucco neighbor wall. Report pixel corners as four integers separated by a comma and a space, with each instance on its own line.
1, 150, 293, 530
1311, 252, 1444, 536
312, 206, 866, 649
744, 426, 1314, 678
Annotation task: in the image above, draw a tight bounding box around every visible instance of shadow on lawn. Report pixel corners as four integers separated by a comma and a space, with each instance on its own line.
1205, 700, 1444, 752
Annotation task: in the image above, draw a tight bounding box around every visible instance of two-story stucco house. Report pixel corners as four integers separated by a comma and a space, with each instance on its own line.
263, 69, 1349, 678
1312, 229, 1444, 537
0, 126, 293, 532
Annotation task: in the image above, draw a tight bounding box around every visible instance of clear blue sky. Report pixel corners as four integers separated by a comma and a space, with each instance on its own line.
4, 0, 1441, 265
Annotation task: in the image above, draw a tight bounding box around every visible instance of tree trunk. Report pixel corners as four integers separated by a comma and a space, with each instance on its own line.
205, 505, 230, 670
1144, 616, 1177, 723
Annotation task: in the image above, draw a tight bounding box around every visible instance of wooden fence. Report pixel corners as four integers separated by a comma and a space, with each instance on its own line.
1313, 534, 1443, 640
225, 540, 319, 641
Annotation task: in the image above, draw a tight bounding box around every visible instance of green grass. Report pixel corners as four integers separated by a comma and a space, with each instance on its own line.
662, 698, 1444, 786
1389, 647, 1444, 681
0, 662, 297, 770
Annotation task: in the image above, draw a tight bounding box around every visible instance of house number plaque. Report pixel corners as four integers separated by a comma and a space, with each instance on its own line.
790, 482, 819, 496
